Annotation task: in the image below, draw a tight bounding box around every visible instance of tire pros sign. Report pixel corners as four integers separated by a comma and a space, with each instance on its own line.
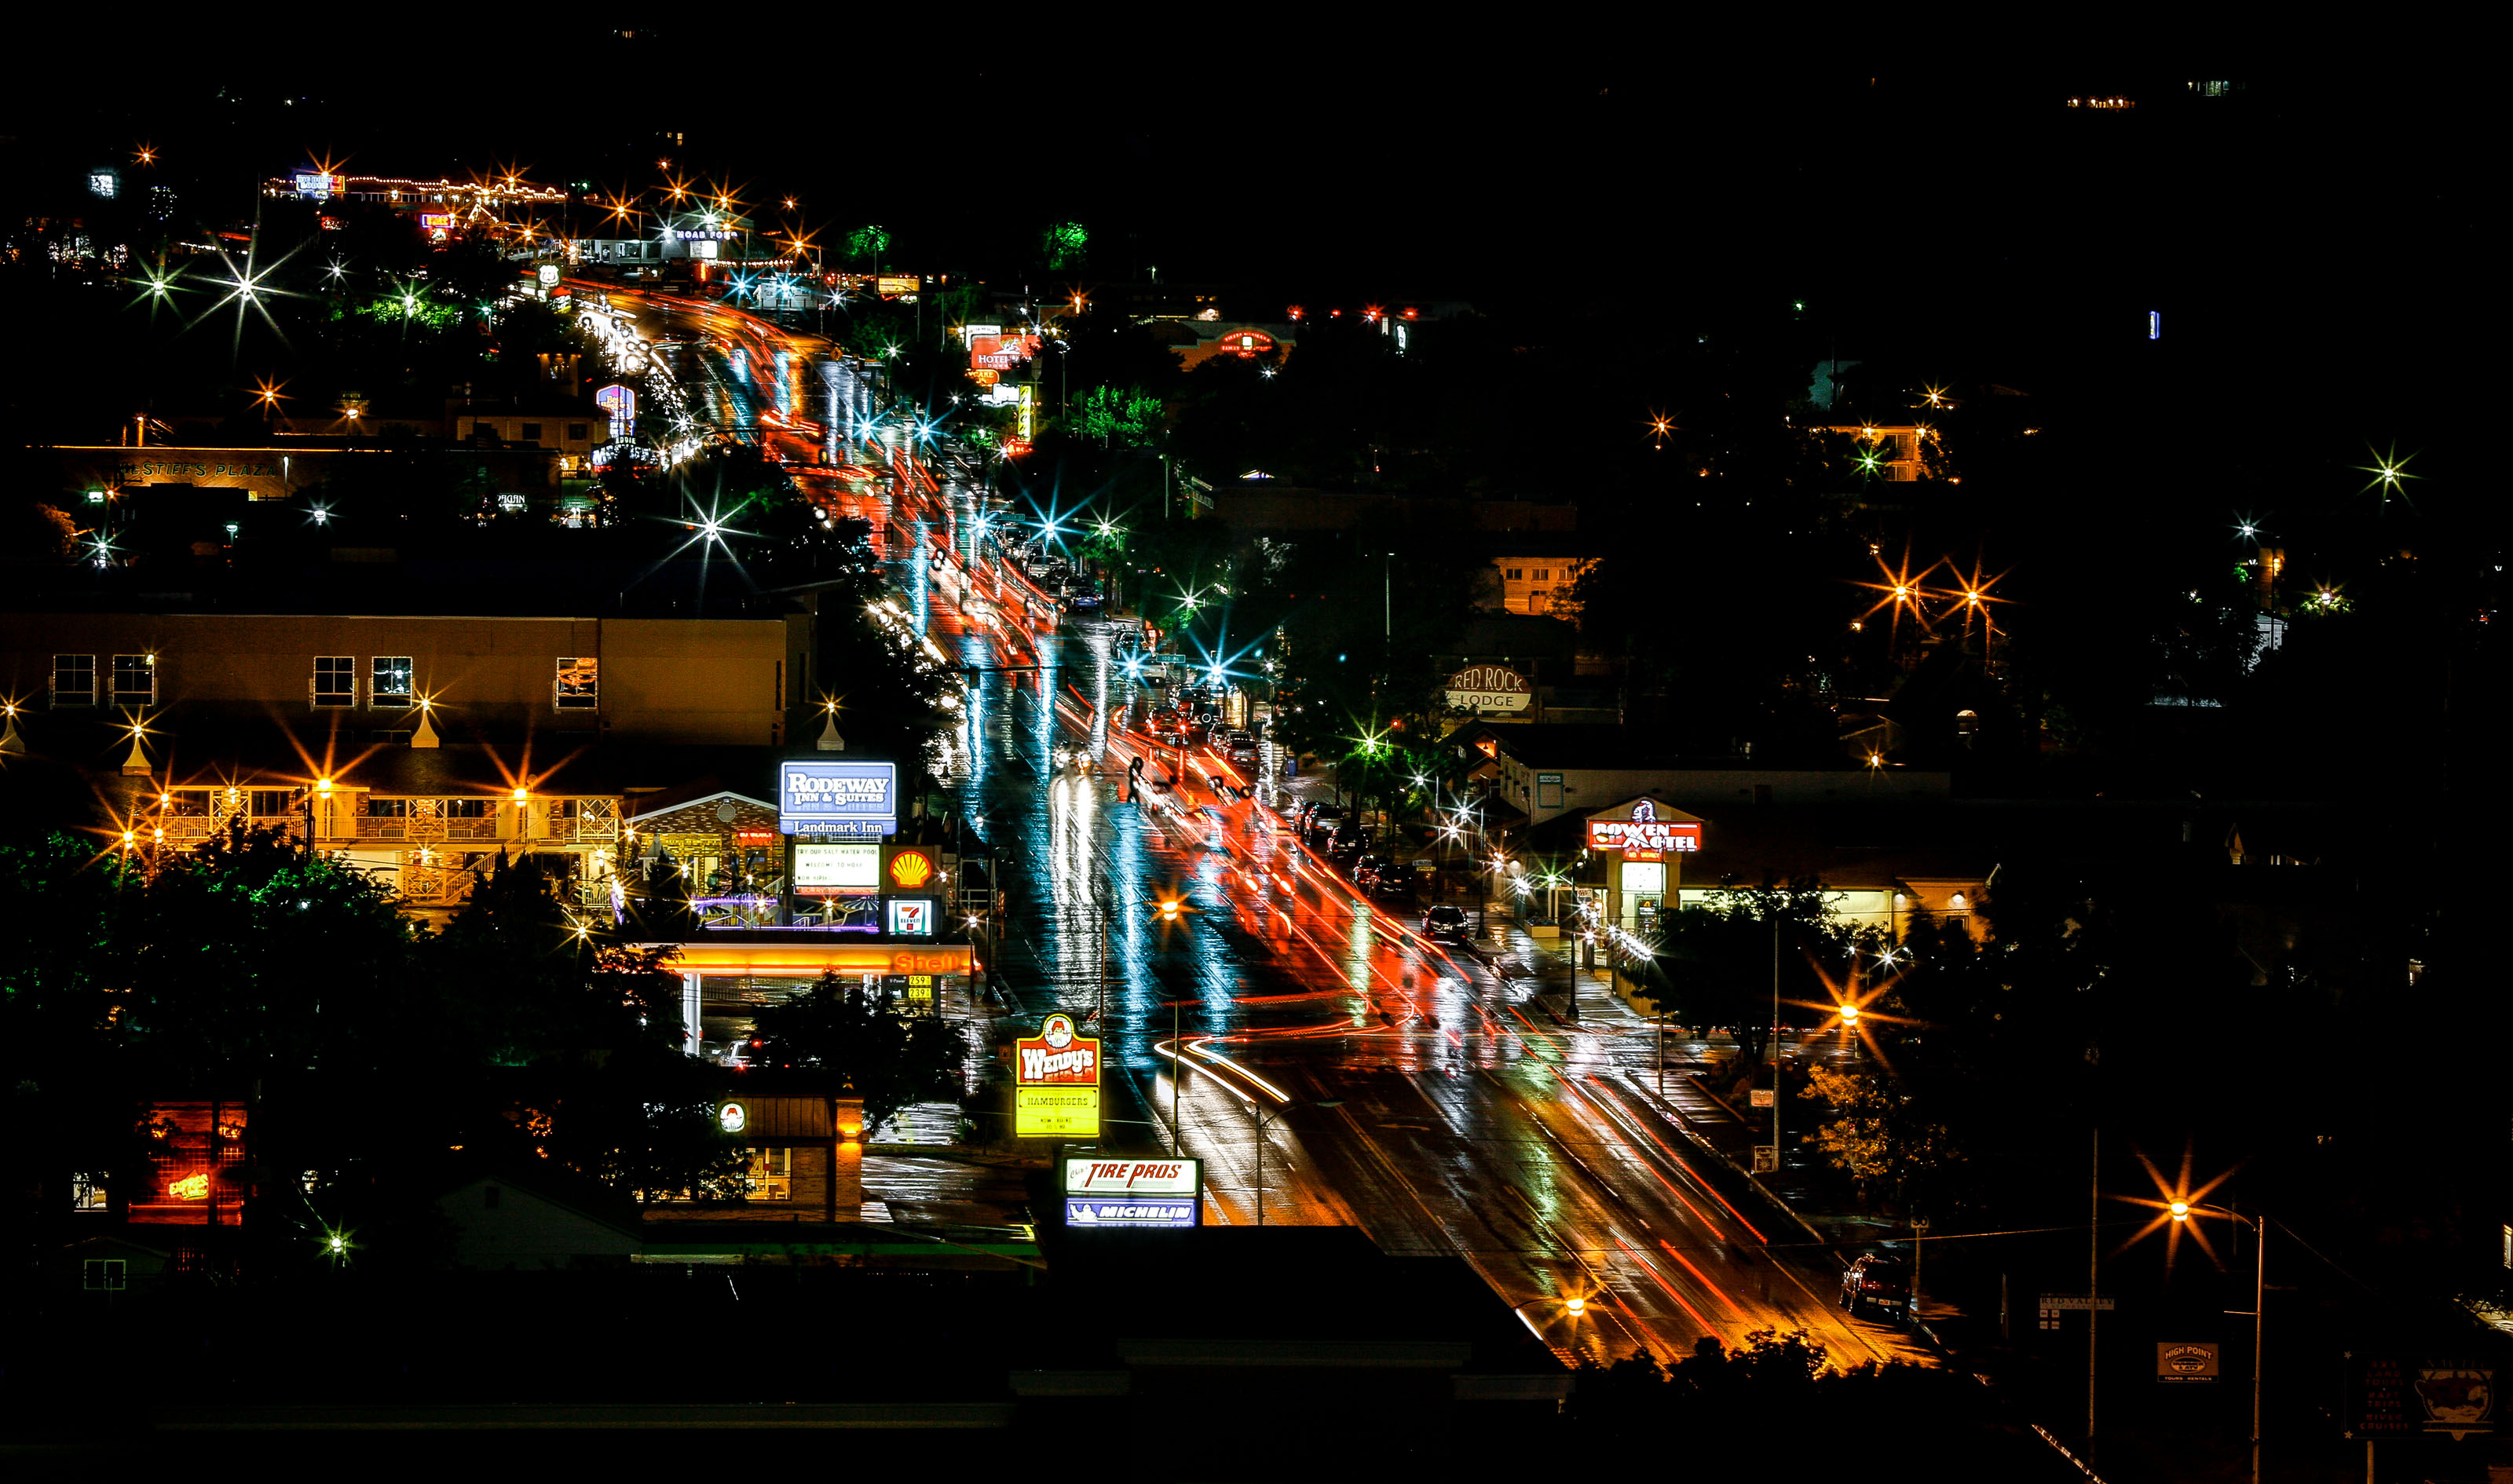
1014, 1013, 1100, 1138
1062, 1157, 1202, 1228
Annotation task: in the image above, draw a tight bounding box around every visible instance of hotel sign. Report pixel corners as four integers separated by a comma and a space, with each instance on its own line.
1446, 663, 1531, 714
779, 759, 897, 837
1586, 799, 1702, 853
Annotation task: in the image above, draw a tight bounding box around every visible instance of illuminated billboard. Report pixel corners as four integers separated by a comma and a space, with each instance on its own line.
1063, 1157, 1199, 1226
1065, 1194, 1195, 1228
793, 842, 878, 894
1018, 1087, 1100, 1138
1015, 1012, 1100, 1138
1064, 1157, 1200, 1197
1586, 799, 1702, 854
779, 759, 896, 837
885, 898, 933, 937
1445, 663, 1531, 713
881, 845, 937, 892
294, 172, 338, 200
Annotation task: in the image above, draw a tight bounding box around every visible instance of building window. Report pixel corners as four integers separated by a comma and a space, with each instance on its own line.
371, 656, 414, 707
51, 654, 95, 707
1505, 568, 1524, 580
112, 654, 155, 706
1535, 568, 1550, 582
365, 797, 408, 818
164, 791, 211, 817
250, 791, 294, 817
744, 1147, 792, 1201
313, 656, 356, 707
555, 656, 598, 709
520, 422, 543, 443
444, 798, 488, 818
566, 423, 588, 441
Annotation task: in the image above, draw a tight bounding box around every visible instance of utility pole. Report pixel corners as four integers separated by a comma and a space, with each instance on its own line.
2089, 1125, 2101, 1451
1769, 914, 1781, 1165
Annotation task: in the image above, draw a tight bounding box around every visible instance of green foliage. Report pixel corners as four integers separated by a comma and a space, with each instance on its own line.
750, 974, 968, 1135
0, 825, 794, 1242
1653, 882, 1864, 1073
1071, 384, 1164, 448
845, 224, 892, 265
1567, 1329, 2018, 1473
1040, 220, 1088, 270
1802, 1062, 1962, 1208
353, 293, 461, 331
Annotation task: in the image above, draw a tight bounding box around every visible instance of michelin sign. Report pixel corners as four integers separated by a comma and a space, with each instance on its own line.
780, 760, 898, 838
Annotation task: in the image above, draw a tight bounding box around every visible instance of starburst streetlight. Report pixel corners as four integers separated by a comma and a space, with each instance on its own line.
2357, 444, 2418, 507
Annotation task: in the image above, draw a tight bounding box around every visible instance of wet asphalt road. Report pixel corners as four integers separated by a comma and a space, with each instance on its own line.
627, 284, 1926, 1371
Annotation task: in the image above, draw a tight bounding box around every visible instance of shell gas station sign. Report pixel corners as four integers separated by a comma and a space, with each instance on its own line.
1015, 1013, 1100, 1138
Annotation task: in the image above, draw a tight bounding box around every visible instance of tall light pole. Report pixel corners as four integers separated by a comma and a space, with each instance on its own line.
2174, 1201, 2266, 1484
1769, 912, 1781, 1171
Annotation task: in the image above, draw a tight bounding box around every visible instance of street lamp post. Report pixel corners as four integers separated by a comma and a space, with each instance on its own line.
1247, 1098, 1302, 1227
2173, 1201, 2267, 1484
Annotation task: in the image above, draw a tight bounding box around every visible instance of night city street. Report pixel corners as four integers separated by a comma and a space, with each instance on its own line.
0, 38, 2495, 1482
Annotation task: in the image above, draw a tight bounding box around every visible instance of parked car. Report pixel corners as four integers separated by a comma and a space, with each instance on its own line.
1423, 904, 1469, 939
1297, 800, 1343, 836
1840, 1255, 1910, 1318
1227, 732, 1260, 765
1352, 853, 1392, 887
1328, 825, 1368, 863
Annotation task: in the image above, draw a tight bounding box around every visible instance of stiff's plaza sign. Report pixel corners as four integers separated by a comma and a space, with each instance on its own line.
1015, 1013, 1100, 1138
1446, 663, 1531, 714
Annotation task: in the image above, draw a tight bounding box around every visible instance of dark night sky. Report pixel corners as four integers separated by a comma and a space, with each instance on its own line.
3, 40, 2482, 495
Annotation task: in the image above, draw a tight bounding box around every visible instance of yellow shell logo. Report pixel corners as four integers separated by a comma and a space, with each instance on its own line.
888, 850, 933, 890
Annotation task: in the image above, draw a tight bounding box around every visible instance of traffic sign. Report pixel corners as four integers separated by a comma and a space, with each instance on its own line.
1751, 1146, 1778, 1174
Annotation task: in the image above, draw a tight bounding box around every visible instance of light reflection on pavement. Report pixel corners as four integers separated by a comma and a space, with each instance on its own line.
621, 283, 1924, 1370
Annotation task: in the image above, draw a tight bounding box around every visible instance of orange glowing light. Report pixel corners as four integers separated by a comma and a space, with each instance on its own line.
167, 1172, 210, 1201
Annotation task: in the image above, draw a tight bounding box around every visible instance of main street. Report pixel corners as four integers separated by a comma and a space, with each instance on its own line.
624, 281, 1925, 1373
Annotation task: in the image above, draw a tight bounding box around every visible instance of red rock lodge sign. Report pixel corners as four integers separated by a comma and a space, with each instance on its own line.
1446, 663, 1531, 713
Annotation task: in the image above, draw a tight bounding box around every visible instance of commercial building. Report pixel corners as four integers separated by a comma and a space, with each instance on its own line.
1477, 550, 1597, 616
0, 571, 821, 919
1457, 723, 1951, 832
5, 601, 813, 749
